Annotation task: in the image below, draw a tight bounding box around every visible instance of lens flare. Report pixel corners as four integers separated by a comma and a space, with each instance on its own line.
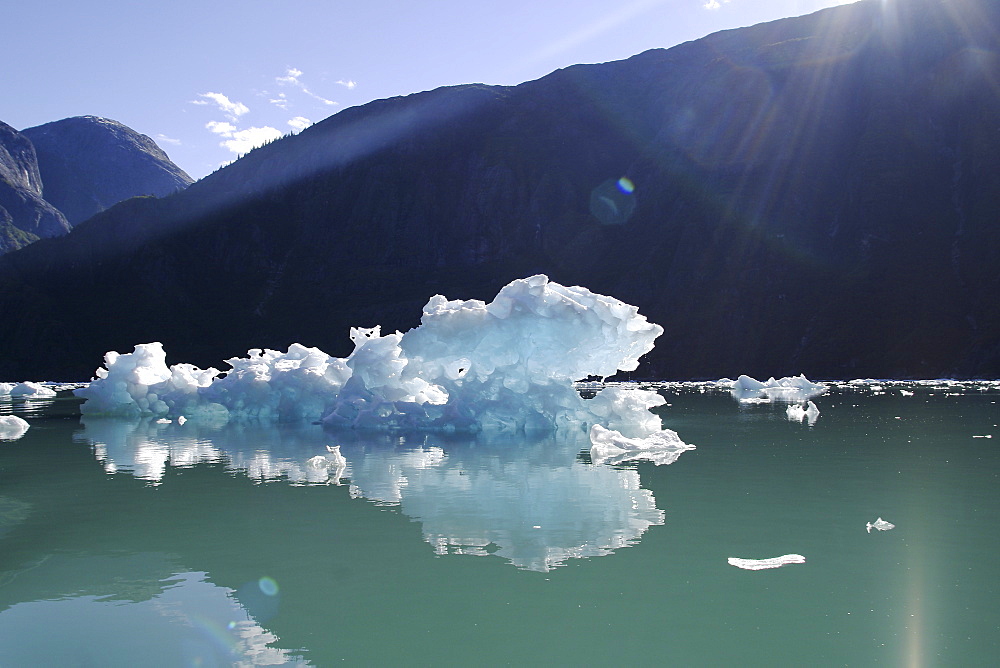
258, 576, 279, 596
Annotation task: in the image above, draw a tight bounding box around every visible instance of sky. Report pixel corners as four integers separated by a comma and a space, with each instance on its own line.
5, 0, 859, 180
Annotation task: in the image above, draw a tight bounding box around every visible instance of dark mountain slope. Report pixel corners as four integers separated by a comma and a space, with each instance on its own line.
1, 0, 998, 381
21, 116, 193, 226
0, 122, 70, 252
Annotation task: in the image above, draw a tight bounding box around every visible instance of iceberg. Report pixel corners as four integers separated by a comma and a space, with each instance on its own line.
0, 415, 30, 441
786, 401, 820, 425
75, 276, 677, 447
589, 424, 695, 466
729, 374, 825, 403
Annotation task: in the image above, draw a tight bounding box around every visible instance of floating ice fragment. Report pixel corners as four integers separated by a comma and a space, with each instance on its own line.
155, 418, 171, 424
728, 554, 805, 570
324, 445, 348, 468
177, 415, 187, 425
786, 401, 820, 425
304, 453, 347, 485
866, 517, 895, 533
900, 390, 914, 396
972, 434, 992, 439
7, 382, 57, 398
730, 375, 825, 403
589, 424, 695, 466
0, 415, 30, 441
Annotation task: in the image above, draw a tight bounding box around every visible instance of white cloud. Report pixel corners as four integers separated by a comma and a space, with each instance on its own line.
206, 121, 237, 136
276, 67, 338, 106
155, 133, 181, 146
287, 116, 312, 131
268, 93, 289, 110
204, 120, 283, 154
196, 92, 250, 121
217, 126, 284, 155
335, 79, 358, 90
277, 67, 303, 84
703, 0, 729, 9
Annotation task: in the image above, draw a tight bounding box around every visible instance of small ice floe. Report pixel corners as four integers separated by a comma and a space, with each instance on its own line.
972, 434, 992, 439
866, 517, 895, 533
786, 401, 820, 425
900, 390, 914, 396
0, 415, 30, 441
155, 418, 171, 424
307, 448, 348, 484
730, 374, 825, 403
325, 445, 348, 468
177, 415, 187, 425
589, 424, 695, 466
728, 554, 805, 570
7, 382, 57, 398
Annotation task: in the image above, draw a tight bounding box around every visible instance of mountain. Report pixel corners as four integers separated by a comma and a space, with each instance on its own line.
0, 122, 70, 253
1, 0, 998, 381
21, 116, 193, 226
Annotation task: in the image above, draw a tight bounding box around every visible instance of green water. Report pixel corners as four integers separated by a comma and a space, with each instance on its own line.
0, 382, 997, 666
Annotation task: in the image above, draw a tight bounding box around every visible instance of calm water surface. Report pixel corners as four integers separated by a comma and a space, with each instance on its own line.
0, 381, 997, 666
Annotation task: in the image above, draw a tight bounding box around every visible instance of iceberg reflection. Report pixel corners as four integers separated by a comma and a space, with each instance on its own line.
0, 561, 307, 667
76, 418, 671, 571
343, 432, 666, 571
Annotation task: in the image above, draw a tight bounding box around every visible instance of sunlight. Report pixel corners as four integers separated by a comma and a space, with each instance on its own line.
514, 0, 667, 71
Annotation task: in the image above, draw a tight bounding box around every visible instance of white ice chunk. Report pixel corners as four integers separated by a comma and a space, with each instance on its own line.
76, 276, 676, 441
8, 382, 57, 398
0, 415, 30, 441
730, 374, 825, 403
866, 517, 895, 533
589, 423, 695, 466
786, 400, 820, 425
728, 554, 806, 570
324, 445, 348, 468
730, 374, 766, 401
306, 454, 347, 484
75, 343, 217, 418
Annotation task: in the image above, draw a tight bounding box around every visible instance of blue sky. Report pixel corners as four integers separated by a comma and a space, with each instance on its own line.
6, 0, 858, 180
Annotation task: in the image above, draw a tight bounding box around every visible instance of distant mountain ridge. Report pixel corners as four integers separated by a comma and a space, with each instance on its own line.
1, 0, 998, 381
0, 116, 192, 254
0, 121, 69, 252
22, 116, 193, 226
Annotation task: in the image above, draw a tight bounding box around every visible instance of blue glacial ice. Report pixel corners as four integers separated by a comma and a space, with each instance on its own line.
75, 276, 690, 457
